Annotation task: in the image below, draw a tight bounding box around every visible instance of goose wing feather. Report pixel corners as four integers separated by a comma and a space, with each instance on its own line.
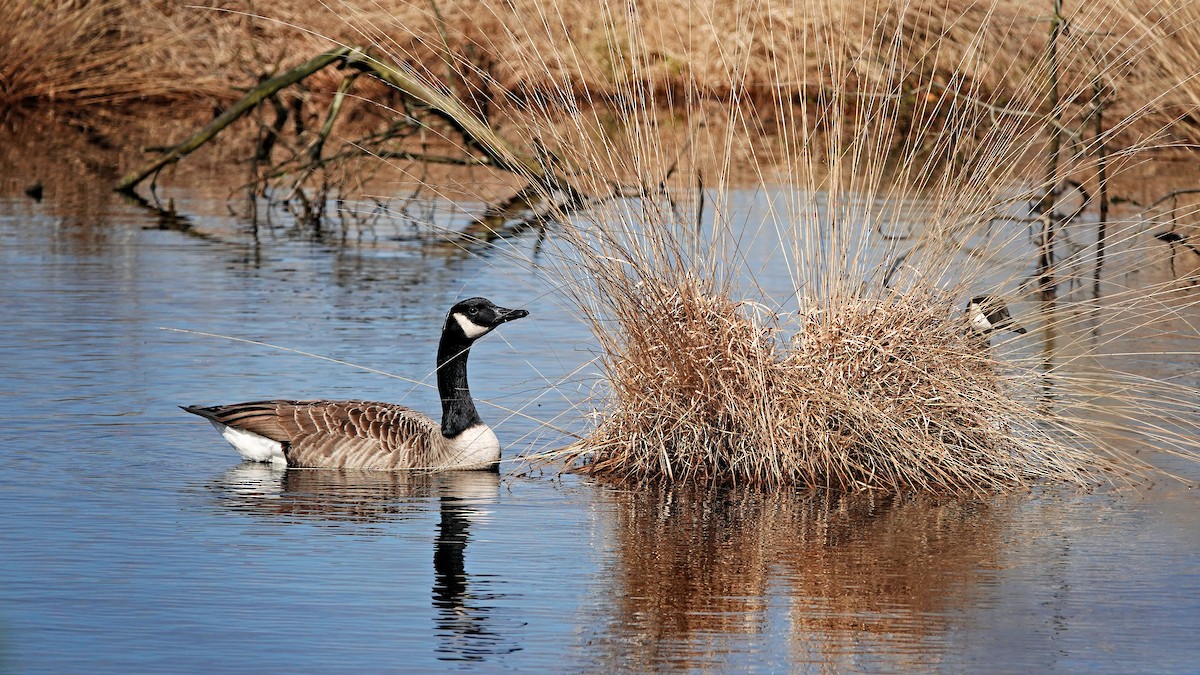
185, 400, 441, 470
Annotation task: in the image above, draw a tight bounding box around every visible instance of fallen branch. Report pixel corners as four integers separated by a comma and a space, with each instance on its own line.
115, 45, 578, 227
115, 46, 353, 193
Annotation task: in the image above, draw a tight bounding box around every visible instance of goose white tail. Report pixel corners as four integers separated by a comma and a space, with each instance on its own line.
208, 420, 286, 465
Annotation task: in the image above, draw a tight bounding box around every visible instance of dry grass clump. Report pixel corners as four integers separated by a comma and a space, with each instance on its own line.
574, 274, 1091, 493
583, 277, 779, 482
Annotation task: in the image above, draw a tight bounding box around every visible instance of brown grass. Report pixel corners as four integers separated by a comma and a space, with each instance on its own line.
0, 1, 231, 109
6, 1, 1200, 144
247, 0, 1200, 141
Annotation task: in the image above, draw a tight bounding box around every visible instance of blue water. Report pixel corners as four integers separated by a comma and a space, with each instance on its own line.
1, 179, 1199, 673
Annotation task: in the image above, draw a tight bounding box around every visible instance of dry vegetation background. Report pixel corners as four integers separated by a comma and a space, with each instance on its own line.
4, 0, 1200, 140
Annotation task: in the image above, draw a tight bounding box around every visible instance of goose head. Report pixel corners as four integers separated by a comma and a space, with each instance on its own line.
445, 297, 530, 341
966, 295, 1026, 336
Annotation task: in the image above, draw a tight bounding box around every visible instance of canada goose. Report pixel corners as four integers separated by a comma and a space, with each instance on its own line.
966, 295, 1027, 337
182, 297, 528, 471
1154, 230, 1200, 257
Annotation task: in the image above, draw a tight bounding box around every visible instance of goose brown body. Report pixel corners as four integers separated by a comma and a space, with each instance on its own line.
182, 298, 527, 471
182, 400, 475, 469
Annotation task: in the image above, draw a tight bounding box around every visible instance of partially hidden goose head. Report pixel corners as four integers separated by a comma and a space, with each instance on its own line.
966, 295, 1026, 336
182, 297, 529, 472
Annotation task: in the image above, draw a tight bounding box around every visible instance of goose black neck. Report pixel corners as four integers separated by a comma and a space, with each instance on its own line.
436, 326, 483, 438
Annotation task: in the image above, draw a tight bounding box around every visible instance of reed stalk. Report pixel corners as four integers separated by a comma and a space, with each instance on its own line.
456, 0, 1200, 492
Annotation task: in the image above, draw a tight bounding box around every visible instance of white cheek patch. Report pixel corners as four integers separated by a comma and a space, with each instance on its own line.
967, 303, 993, 332
453, 312, 491, 339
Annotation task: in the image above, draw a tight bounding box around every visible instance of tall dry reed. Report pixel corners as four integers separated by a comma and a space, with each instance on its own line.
299, 0, 1200, 492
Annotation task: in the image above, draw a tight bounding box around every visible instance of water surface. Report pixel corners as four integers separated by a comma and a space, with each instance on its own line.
0, 161, 1198, 672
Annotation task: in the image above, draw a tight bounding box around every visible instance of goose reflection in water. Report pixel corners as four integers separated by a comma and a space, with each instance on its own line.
209, 465, 519, 662
430, 488, 518, 662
